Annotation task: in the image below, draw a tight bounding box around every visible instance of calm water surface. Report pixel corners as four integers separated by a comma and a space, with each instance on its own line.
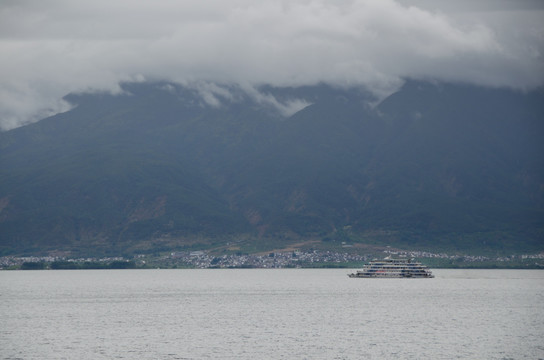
1, 269, 543, 359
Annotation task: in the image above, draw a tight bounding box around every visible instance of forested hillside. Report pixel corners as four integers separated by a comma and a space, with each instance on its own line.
1, 81, 542, 255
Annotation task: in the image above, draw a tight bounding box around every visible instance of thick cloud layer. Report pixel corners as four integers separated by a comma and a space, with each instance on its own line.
1, 0, 543, 130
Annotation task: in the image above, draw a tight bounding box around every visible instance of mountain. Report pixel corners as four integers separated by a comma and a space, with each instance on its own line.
1, 81, 543, 256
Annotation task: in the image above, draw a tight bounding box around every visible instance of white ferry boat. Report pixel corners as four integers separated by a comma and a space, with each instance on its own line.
348, 257, 434, 278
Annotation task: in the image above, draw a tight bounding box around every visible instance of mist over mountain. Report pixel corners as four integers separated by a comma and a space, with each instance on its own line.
1, 81, 542, 256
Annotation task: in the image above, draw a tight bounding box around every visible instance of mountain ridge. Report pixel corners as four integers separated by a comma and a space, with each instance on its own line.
1, 80, 542, 256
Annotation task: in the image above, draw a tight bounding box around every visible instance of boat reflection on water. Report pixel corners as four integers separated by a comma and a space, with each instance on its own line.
348, 256, 434, 278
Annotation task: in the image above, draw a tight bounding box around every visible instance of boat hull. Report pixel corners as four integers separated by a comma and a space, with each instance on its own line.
348, 273, 434, 278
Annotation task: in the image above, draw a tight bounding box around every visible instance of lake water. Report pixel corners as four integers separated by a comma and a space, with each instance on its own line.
1, 269, 543, 359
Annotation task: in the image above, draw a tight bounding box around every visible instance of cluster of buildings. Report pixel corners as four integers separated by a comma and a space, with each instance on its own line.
0, 256, 57, 268
2, 250, 543, 269
0, 256, 126, 269
384, 249, 544, 263
168, 250, 367, 268
0, 251, 366, 269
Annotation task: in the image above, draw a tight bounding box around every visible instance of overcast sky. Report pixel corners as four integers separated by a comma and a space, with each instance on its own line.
0, 0, 543, 130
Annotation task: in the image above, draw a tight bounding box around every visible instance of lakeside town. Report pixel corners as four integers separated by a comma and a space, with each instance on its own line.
1, 249, 544, 270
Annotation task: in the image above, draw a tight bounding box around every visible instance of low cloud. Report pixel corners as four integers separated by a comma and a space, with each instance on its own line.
1, 0, 543, 130
241, 84, 312, 117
